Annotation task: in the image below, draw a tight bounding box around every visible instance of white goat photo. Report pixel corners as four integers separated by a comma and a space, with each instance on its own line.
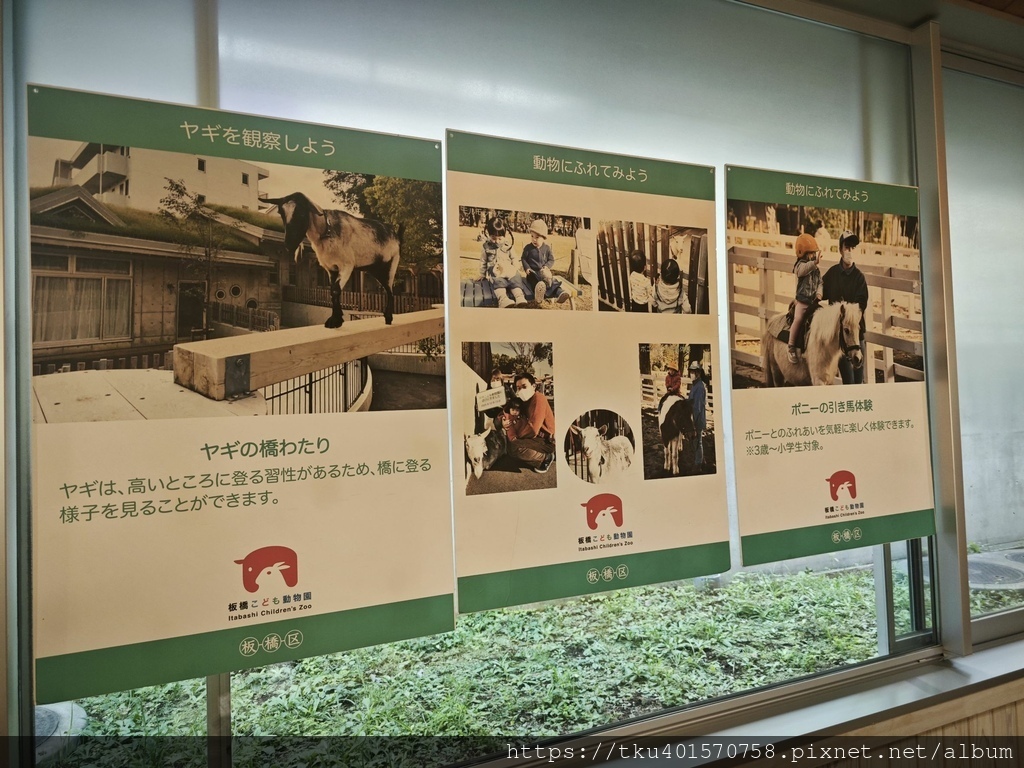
566, 411, 635, 484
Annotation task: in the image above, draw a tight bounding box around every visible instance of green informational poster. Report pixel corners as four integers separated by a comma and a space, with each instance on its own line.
447, 131, 730, 612
28, 86, 453, 703
726, 165, 935, 565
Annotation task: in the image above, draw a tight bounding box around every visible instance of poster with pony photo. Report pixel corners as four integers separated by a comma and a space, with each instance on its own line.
727, 171, 923, 390
726, 165, 935, 567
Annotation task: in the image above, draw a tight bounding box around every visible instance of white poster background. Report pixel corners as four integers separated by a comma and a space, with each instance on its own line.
447, 169, 729, 580
34, 410, 454, 658
733, 383, 934, 540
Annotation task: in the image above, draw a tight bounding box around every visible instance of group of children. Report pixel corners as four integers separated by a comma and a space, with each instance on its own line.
479, 216, 571, 308
628, 250, 692, 314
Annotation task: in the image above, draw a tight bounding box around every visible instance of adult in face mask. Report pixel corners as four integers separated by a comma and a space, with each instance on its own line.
822, 230, 869, 384
503, 371, 556, 473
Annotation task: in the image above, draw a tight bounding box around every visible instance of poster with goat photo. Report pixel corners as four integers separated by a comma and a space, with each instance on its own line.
726, 165, 935, 566
447, 130, 730, 613
27, 85, 454, 702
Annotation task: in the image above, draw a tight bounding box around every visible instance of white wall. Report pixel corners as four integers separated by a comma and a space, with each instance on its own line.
217, 0, 913, 184
944, 69, 1024, 549
18, 0, 197, 102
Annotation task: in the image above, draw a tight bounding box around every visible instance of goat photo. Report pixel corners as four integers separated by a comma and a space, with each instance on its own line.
27, 134, 445, 420
461, 341, 558, 496
564, 409, 635, 485
265, 192, 402, 328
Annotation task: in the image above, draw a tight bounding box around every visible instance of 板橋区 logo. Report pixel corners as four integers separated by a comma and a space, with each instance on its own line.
825, 470, 857, 501
235, 545, 299, 593
582, 493, 624, 529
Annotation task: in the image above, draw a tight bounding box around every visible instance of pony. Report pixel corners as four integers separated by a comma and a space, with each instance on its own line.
658, 395, 696, 475
762, 301, 864, 386
570, 424, 633, 483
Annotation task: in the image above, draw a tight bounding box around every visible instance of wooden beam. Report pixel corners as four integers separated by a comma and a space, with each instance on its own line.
173, 308, 445, 400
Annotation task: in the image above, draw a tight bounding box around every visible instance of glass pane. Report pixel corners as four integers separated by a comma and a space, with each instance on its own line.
218, 0, 913, 183
212, 0, 922, 753
103, 279, 132, 339
230, 548, 886, 763
944, 70, 1024, 618
32, 254, 69, 272
78, 256, 131, 275
33, 276, 103, 342
18, 0, 197, 103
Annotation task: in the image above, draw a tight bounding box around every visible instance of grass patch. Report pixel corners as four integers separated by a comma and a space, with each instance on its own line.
73, 573, 879, 746
206, 203, 283, 231
31, 200, 264, 254
65, 571, 1024, 766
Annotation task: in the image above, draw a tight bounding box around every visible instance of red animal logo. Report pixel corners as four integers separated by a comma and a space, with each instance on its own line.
235, 546, 299, 593
826, 470, 857, 501
582, 493, 624, 530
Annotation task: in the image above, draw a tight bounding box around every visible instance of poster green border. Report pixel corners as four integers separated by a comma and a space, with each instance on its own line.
458, 542, 730, 613
740, 509, 935, 566
35, 594, 454, 704
447, 130, 714, 200
726, 165, 918, 216
28, 85, 440, 182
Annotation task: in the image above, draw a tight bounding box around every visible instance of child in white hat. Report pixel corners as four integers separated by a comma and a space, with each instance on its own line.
521, 219, 570, 304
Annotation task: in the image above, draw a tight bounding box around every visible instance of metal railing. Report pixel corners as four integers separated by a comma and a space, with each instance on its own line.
261, 358, 367, 415
283, 286, 439, 314
210, 301, 280, 332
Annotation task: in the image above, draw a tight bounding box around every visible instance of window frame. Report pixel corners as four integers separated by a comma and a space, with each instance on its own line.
8, 0, 1024, 749
30, 254, 134, 347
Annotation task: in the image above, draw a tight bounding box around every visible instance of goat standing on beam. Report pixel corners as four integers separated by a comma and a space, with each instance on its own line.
264, 192, 403, 328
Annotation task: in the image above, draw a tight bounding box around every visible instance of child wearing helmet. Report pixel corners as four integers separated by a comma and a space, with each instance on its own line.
479, 216, 527, 308
788, 233, 823, 363
656, 363, 684, 413
628, 250, 653, 312
822, 230, 869, 383
653, 257, 692, 314
521, 219, 570, 304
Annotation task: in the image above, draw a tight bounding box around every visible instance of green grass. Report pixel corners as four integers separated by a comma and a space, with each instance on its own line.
206, 203, 283, 231
74, 573, 878, 737
31, 199, 264, 254
59, 570, 1024, 766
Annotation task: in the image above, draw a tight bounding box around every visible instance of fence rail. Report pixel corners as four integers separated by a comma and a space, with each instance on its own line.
33, 349, 174, 376
262, 359, 367, 415
210, 301, 280, 332
729, 245, 923, 383
283, 286, 440, 315
596, 222, 708, 313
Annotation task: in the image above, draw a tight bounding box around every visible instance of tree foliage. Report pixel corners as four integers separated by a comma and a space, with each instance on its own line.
322, 171, 373, 215
158, 178, 232, 264
491, 342, 553, 377
322, 171, 442, 272
158, 177, 238, 330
